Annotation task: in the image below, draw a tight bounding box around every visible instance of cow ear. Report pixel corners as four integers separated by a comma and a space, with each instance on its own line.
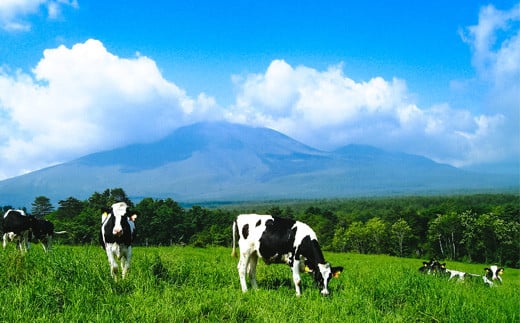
332, 266, 343, 278
498, 268, 504, 275
304, 265, 313, 273
422, 262, 428, 266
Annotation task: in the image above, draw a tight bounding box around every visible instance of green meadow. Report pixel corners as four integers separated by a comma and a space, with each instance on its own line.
0, 246, 518, 322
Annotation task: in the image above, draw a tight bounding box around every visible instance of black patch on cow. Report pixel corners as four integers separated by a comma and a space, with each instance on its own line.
297, 236, 326, 271
31, 219, 54, 240
258, 217, 297, 264
242, 223, 249, 240
2, 210, 34, 234
100, 212, 134, 248
255, 219, 261, 227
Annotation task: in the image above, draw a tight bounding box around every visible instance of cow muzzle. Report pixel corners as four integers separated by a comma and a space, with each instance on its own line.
113, 228, 123, 236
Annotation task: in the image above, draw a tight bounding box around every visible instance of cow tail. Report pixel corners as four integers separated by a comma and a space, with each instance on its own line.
231, 219, 238, 258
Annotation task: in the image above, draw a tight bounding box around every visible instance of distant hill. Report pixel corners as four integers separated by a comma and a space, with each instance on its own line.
0, 122, 517, 208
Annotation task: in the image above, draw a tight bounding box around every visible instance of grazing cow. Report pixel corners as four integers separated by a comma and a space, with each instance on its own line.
482, 266, 504, 286
30, 218, 67, 252
2, 209, 33, 252
231, 214, 343, 296
100, 202, 137, 280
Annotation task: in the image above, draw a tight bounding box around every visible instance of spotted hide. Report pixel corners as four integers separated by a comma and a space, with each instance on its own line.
2, 209, 31, 252
232, 214, 343, 296
100, 202, 137, 280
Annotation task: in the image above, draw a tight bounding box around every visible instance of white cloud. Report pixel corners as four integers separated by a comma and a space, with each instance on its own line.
0, 39, 220, 179
0, 0, 77, 31
223, 3, 520, 168
226, 56, 513, 167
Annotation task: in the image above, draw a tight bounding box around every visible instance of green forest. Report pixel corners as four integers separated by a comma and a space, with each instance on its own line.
2, 189, 519, 267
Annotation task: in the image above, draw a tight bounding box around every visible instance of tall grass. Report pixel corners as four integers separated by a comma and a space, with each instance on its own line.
0, 245, 518, 322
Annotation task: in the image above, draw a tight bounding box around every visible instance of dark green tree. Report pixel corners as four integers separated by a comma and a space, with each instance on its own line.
31, 196, 54, 218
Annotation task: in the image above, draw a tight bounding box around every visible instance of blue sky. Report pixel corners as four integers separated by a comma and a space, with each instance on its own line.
0, 0, 519, 180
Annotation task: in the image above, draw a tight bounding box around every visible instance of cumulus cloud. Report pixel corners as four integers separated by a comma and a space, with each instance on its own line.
225, 3, 519, 168
0, 39, 219, 179
227, 60, 489, 165
461, 3, 520, 162
0, 0, 77, 31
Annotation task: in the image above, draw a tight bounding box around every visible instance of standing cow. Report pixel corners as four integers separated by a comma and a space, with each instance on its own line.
100, 202, 137, 280
30, 218, 66, 252
2, 209, 33, 252
232, 214, 343, 296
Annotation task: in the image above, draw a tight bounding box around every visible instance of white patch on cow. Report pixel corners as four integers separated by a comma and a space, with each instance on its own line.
446, 269, 466, 281
318, 263, 332, 295
111, 202, 128, 236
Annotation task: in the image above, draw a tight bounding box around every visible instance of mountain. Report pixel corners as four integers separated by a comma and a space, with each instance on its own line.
0, 122, 517, 208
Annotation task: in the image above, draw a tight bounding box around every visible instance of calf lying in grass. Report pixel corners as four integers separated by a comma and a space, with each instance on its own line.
418, 260, 504, 286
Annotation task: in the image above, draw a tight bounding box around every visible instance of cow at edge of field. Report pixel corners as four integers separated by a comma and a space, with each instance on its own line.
30, 218, 67, 252
100, 202, 137, 280
2, 209, 32, 252
231, 214, 343, 296
482, 265, 504, 286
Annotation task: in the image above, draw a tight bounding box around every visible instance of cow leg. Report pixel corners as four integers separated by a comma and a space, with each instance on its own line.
292, 259, 303, 296
19, 232, 30, 253
105, 247, 119, 279
248, 252, 259, 290
42, 235, 52, 252
2, 233, 7, 250
237, 252, 251, 292
121, 246, 132, 279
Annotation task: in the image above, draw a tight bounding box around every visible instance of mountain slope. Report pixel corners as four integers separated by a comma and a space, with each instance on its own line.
0, 122, 516, 207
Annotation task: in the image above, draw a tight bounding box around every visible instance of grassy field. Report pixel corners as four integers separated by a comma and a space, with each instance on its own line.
0, 245, 518, 322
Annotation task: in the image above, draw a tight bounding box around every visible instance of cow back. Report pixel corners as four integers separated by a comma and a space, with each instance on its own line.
258, 217, 297, 260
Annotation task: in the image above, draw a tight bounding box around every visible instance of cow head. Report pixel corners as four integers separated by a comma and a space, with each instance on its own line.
111, 202, 128, 236
312, 263, 343, 295
484, 266, 504, 282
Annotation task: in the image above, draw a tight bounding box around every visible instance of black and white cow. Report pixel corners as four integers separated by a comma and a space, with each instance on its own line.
418, 259, 446, 275
3, 209, 66, 252
2, 209, 32, 252
100, 202, 137, 280
231, 214, 343, 296
482, 265, 504, 286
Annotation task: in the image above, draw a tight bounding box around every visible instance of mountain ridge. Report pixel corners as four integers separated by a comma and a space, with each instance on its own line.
0, 122, 517, 208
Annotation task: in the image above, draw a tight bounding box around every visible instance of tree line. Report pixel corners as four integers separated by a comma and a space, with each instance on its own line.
2, 189, 519, 267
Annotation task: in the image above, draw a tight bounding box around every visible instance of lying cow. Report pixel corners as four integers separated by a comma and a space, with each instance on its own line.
100, 202, 137, 280
2, 209, 32, 252
418, 259, 446, 275
482, 265, 504, 286
231, 214, 343, 296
